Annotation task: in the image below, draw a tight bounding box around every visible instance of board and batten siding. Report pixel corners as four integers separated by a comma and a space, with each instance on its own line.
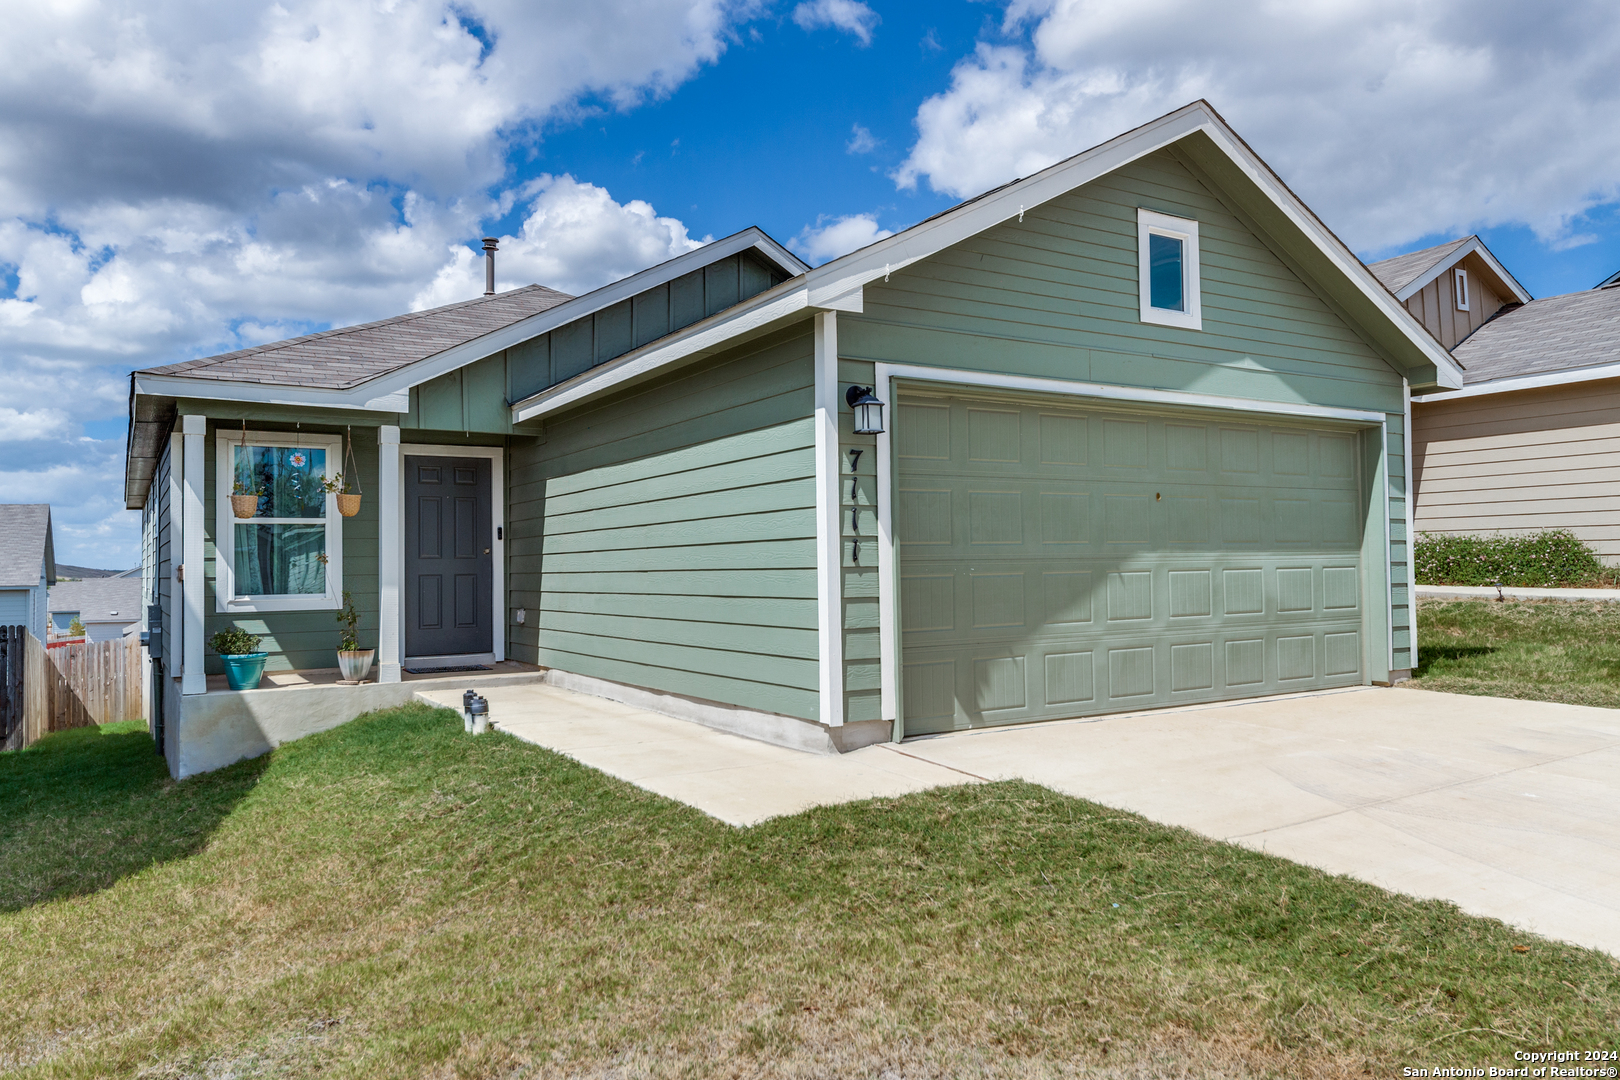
508, 325, 819, 720
1401, 252, 1512, 351
837, 145, 1413, 690
1414, 378, 1620, 562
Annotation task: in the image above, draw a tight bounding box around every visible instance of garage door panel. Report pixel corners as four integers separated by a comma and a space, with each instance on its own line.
898, 391, 1367, 735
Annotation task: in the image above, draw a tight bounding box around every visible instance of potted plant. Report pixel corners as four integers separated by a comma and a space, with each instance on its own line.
230, 478, 263, 519
335, 590, 374, 683
321, 472, 362, 518
210, 626, 267, 691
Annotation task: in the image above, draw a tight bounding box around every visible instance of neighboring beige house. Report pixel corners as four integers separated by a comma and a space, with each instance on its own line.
1375, 237, 1620, 561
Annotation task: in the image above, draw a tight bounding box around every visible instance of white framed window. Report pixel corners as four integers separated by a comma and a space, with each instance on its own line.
1453, 267, 1470, 311
214, 430, 343, 613
1137, 208, 1201, 330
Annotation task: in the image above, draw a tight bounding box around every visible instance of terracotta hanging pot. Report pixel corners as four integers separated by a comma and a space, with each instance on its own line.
335, 493, 362, 517
230, 494, 259, 519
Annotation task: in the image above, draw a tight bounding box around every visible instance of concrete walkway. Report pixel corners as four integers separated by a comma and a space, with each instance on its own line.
1417, 583, 1620, 602
416, 682, 1620, 957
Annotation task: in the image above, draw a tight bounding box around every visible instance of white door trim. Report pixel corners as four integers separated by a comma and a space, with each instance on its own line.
398, 443, 506, 666
871, 361, 1394, 732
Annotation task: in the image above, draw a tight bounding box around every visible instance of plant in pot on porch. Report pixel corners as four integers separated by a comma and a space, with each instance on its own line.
335, 590, 374, 684
210, 626, 267, 691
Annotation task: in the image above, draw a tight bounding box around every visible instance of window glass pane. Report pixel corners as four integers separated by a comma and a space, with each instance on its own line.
52, 611, 78, 631
1149, 232, 1184, 312
232, 445, 326, 518
234, 523, 327, 595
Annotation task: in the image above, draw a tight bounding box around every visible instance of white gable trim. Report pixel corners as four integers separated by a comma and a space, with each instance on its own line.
1393, 235, 1532, 305
1412, 359, 1620, 403
511, 101, 1463, 423
132, 228, 807, 414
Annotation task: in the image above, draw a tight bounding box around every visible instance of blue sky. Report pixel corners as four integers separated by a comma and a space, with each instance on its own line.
2, 0, 1618, 568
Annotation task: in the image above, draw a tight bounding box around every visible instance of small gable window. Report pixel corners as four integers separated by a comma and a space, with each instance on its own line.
1137, 208, 1202, 330
1453, 267, 1470, 312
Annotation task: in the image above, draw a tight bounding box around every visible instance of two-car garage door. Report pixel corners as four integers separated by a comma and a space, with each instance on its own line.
897, 389, 1369, 736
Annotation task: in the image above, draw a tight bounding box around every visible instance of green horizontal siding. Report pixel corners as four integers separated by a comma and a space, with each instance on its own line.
200, 419, 381, 675
509, 325, 819, 721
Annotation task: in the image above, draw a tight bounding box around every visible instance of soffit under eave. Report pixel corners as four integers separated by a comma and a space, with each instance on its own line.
1172, 132, 1458, 391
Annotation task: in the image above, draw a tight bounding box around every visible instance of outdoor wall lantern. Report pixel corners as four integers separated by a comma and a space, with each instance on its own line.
846, 385, 886, 434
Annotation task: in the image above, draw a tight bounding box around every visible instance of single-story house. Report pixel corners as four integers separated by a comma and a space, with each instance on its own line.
127, 100, 1460, 779
1374, 237, 1620, 561
48, 576, 143, 642
0, 504, 56, 639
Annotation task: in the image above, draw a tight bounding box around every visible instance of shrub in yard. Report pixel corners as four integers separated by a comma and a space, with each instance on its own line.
1413, 529, 1610, 587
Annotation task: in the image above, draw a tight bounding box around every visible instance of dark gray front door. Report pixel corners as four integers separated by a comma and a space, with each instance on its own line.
405, 456, 493, 660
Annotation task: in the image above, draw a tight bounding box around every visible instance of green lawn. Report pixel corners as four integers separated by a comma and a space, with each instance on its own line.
1410, 598, 1620, 708
1, 706, 1616, 1078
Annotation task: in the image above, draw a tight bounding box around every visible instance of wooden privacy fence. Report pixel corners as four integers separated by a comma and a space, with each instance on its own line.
1, 628, 143, 751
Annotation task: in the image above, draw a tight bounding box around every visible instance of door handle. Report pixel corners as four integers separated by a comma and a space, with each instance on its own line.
484, 548, 490, 555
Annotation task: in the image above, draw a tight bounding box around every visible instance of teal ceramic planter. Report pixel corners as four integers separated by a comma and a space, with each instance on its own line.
220, 652, 268, 691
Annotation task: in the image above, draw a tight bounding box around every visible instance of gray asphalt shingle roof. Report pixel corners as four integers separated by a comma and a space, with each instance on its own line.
138, 284, 573, 390
0, 504, 53, 588
1453, 285, 1620, 384
1367, 237, 1471, 295
47, 577, 143, 623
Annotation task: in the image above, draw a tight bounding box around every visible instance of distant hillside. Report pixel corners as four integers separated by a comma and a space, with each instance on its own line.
55, 564, 138, 580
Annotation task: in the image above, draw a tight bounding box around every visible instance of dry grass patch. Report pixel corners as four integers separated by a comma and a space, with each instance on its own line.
2, 704, 1616, 1078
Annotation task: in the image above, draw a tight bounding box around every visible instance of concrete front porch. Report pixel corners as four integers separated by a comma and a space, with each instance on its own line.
166, 661, 544, 778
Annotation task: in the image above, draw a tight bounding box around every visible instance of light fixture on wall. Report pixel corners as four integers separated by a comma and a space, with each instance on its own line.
845, 385, 886, 434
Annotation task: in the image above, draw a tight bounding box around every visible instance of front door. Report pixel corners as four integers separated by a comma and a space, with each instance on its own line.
405, 455, 494, 662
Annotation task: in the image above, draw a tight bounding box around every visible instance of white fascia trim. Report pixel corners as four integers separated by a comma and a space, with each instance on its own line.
875, 363, 1386, 425
513, 102, 1461, 422
1394, 236, 1533, 305
133, 229, 807, 416
1411, 359, 1620, 403
1187, 125, 1465, 390
512, 283, 816, 421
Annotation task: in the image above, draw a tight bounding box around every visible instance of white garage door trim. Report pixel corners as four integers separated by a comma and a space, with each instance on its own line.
871, 362, 1393, 734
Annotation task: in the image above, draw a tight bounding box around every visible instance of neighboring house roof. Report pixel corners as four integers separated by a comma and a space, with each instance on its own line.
56, 563, 138, 579
1598, 269, 1620, 288
0, 504, 55, 588
512, 99, 1465, 423
1409, 284, 1620, 403
1368, 238, 1472, 294
1366, 235, 1531, 305
48, 577, 143, 624
140, 285, 573, 390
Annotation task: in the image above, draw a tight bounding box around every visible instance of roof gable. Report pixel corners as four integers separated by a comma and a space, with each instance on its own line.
1368, 235, 1530, 306
514, 100, 1465, 423
0, 504, 54, 588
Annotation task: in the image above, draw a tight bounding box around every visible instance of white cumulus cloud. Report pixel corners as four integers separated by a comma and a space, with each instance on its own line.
791, 0, 879, 46
895, 0, 1620, 254
792, 213, 893, 265
0, 0, 759, 566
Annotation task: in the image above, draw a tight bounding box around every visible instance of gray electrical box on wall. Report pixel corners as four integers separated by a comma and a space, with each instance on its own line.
147, 603, 163, 660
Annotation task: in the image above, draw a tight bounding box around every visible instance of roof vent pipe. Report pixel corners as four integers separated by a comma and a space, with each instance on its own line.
482, 237, 499, 296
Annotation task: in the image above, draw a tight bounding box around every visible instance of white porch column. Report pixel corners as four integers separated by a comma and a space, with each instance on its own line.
813, 312, 844, 727
180, 415, 207, 696
377, 425, 403, 683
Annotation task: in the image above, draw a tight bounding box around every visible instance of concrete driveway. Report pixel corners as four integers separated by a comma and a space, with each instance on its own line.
418, 682, 1620, 957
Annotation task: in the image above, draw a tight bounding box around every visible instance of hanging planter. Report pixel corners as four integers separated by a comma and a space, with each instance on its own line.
324, 426, 364, 517
230, 421, 263, 518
